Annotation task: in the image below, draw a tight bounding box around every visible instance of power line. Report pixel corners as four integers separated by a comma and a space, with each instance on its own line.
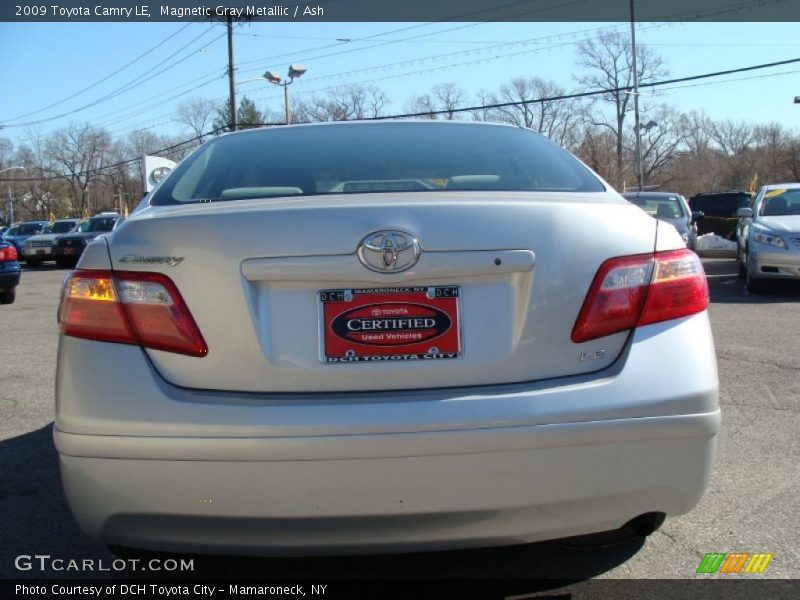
242, 0, 781, 106
0, 23, 194, 123
366, 56, 800, 120
236, 0, 590, 75
0, 25, 225, 128
79, 0, 776, 136
5, 54, 800, 183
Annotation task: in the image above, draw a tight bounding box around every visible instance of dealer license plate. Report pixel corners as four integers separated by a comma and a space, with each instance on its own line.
319, 286, 461, 363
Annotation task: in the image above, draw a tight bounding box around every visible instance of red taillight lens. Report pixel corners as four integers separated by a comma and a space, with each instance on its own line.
572, 249, 708, 343
0, 245, 18, 261
638, 250, 710, 326
58, 270, 208, 357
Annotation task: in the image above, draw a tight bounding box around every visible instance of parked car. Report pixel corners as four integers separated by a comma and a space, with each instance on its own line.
688, 191, 752, 240
2, 221, 49, 253
0, 226, 8, 237
52, 214, 119, 268
736, 183, 800, 292
621, 191, 703, 250
0, 239, 21, 304
20, 218, 82, 267
54, 121, 718, 558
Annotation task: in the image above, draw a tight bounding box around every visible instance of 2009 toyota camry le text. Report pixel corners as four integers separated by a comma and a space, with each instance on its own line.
53, 121, 719, 557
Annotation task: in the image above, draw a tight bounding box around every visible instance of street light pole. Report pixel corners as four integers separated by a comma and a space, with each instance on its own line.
226, 15, 237, 132
235, 65, 307, 127
0, 166, 25, 224
630, 0, 644, 192
284, 85, 291, 126
265, 65, 308, 125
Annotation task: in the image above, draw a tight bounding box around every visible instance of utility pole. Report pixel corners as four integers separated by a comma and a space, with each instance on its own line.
226, 15, 237, 132
630, 0, 644, 191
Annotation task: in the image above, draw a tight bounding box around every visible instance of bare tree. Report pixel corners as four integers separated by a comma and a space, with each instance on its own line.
404, 82, 467, 120
490, 77, 580, 148
432, 82, 467, 120
710, 119, 755, 156
175, 96, 217, 138
636, 105, 686, 183
576, 31, 667, 187
45, 123, 111, 216
10, 133, 65, 219
403, 93, 437, 119
296, 85, 389, 122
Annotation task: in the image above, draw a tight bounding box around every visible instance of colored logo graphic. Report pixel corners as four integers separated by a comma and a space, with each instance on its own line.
696, 552, 773, 574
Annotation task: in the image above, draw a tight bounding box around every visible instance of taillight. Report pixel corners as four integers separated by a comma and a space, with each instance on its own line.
0, 245, 18, 261
572, 249, 708, 343
58, 270, 207, 357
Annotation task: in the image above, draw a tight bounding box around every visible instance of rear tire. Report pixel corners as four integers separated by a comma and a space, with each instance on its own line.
0, 289, 16, 305
26, 258, 42, 268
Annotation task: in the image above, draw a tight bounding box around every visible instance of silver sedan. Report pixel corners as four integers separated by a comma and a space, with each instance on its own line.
737, 183, 800, 292
54, 121, 718, 557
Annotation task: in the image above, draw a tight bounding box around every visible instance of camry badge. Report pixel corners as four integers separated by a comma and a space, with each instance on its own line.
119, 255, 185, 267
358, 230, 421, 273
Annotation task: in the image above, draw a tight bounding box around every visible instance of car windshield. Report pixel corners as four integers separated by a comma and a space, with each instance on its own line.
48, 221, 77, 233
760, 188, 800, 216
690, 193, 750, 217
6, 223, 42, 235
623, 195, 685, 219
151, 123, 605, 206
86, 218, 117, 232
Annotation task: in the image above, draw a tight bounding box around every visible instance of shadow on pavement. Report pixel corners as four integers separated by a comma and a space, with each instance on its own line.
703, 258, 800, 304
0, 425, 645, 584
20, 264, 66, 272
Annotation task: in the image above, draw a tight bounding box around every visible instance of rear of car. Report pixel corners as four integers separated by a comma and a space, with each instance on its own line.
0, 240, 21, 304
689, 191, 752, 240
54, 122, 719, 556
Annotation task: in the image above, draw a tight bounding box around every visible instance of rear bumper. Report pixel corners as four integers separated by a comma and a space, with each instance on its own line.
52, 245, 84, 258
55, 312, 720, 555
0, 267, 21, 289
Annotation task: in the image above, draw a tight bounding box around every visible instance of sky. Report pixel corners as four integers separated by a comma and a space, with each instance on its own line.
1, 18, 799, 148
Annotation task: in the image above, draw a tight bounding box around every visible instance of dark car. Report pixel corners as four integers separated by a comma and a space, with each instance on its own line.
621, 191, 703, 250
0, 239, 21, 304
52, 214, 120, 268
2, 220, 49, 253
688, 191, 752, 240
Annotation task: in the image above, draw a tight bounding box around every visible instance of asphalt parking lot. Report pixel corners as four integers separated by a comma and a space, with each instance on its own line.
0, 259, 798, 582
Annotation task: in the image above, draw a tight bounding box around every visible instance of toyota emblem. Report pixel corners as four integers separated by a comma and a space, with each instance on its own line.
357, 230, 421, 273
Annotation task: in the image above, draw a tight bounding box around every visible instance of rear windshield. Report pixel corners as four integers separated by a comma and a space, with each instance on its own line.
45, 221, 77, 234
622, 194, 685, 219
86, 218, 117, 232
151, 123, 604, 205
690, 194, 750, 217
7, 223, 42, 235
760, 188, 800, 216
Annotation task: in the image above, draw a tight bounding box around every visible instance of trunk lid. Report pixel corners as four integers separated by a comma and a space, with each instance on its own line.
107, 191, 656, 392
